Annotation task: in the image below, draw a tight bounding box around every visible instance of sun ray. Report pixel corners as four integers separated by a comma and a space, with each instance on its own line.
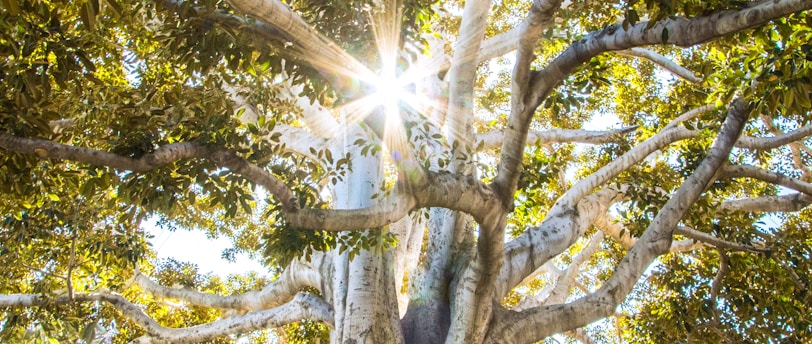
278, 0, 459, 178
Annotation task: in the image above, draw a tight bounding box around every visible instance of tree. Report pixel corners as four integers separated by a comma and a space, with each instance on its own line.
1, 0, 811, 342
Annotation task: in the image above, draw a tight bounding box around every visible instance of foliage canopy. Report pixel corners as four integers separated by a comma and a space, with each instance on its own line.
1, 0, 811, 343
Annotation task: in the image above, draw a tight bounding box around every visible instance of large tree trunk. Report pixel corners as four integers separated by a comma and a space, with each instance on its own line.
331, 125, 404, 344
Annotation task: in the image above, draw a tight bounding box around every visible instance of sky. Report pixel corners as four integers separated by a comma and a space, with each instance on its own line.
146, 219, 267, 277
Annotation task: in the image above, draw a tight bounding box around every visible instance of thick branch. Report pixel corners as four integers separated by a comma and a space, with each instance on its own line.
225, 0, 365, 79
286, 192, 416, 231
492, 0, 810, 209
664, 105, 715, 129
134, 256, 326, 311
487, 99, 749, 343
497, 189, 621, 298
478, 27, 522, 65
444, 0, 492, 152
0, 292, 170, 336
513, 232, 604, 311
0, 133, 298, 211
495, 0, 564, 208
527, 0, 812, 113
513, 0, 565, 107
286, 171, 500, 231
709, 250, 730, 325
759, 114, 812, 178
495, 102, 769, 297
477, 126, 638, 151
0, 290, 333, 343
158, 0, 292, 44
3, 132, 495, 234
132, 293, 333, 344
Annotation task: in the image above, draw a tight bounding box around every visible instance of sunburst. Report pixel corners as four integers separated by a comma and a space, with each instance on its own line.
274, 0, 446, 170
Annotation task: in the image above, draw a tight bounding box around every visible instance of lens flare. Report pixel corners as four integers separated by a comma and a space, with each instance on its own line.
371, 69, 410, 121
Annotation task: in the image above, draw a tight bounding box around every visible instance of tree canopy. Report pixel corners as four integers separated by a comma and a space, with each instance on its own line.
1, 0, 811, 343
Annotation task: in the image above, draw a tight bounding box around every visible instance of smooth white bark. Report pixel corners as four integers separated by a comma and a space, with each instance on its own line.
486, 99, 749, 344
615, 48, 701, 83
736, 124, 812, 150
594, 213, 703, 253
477, 126, 638, 151
132, 293, 334, 344
133, 254, 330, 311
720, 193, 812, 213
720, 164, 812, 195
0, 292, 333, 344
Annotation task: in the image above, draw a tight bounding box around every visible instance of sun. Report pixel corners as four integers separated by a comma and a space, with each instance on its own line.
371, 67, 411, 121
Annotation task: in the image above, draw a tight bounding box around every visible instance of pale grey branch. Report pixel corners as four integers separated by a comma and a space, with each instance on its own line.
616, 47, 701, 83
487, 99, 750, 344
719, 164, 812, 195
477, 126, 638, 151
719, 193, 812, 213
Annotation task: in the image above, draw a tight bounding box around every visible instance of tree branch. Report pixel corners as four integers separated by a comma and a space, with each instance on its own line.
664, 105, 715, 129
487, 99, 750, 343
494, 0, 564, 208
735, 124, 812, 150
674, 226, 767, 253
477, 126, 638, 151
493, 0, 797, 209
513, 232, 604, 311
0, 291, 170, 337
719, 164, 812, 195
615, 47, 701, 83
0, 132, 503, 232
719, 193, 812, 213
758, 114, 812, 178
496, 189, 621, 298
286, 191, 417, 231
526, 0, 812, 113
132, 292, 333, 343
443, 0, 493, 155
559, 126, 696, 208
0, 133, 298, 211
134, 255, 328, 312
287, 170, 500, 231
0, 290, 333, 344
478, 27, 522, 65
594, 213, 704, 253
158, 0, 293, 45
495, 100, 767, 298
225, 0, 368, 82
